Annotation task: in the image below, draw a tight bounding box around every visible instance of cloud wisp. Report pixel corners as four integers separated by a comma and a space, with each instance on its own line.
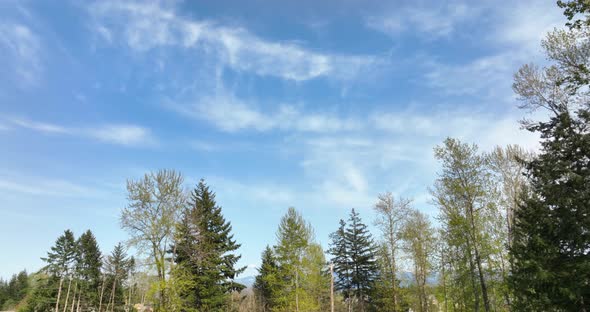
90, 0, 381, 82
4, 116, 156, 147
0, 22, 42, 86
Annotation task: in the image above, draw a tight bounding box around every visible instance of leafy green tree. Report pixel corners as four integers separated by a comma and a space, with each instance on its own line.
273, 207, 314, 312
172, 179, 245, 311
401, 210, 435, 312
300, 243, 331, 312
509, 6, 590, 308
120, 169, 185, 310
372, 193, 410, 312
432, 139, 508, 312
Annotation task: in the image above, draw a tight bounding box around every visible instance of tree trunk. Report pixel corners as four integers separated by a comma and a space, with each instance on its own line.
330, 263, 334, 312
441, 252, 448, 312
466, 239, 480, 312
387, 222, 398, 312
109, 277, 117, 312
468, 205, 491, 312
64, 277, 73, 312
55, 276, 64, 312
99, 276, 106, 312
295, 268, 299, 312
70, 281, 77, 312
76, 289, 81, 312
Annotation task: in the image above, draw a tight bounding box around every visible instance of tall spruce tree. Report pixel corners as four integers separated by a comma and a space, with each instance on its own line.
104, 243, 133, 312
42, 229, 77, 312
77, 230, 102, 309
172, 179, 245, 312
509, 4, 590, 307
329, 219, 353, 301
254, 246, 281, 312
330, 209, 378, 312
346, 209, 378, 312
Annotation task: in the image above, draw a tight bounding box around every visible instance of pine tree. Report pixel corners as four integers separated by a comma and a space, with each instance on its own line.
329, 219, 353, 304
77, 230, 103, 309
509, 4, 590, 308
330, 209, 378, 312
346, 209, 378, 312
172, 179, 245, 312
254, 246, 281, 311
42, 230, 77, 312
104, 243, 132, 312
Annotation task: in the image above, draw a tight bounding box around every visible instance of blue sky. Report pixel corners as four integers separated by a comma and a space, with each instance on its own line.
0, 0, 563, 279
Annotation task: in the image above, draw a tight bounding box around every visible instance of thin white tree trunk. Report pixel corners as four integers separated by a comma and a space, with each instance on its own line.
64, 277, 73, 312
295, 269, 299, 312
109, 277, 117, 312
55, 276, 64, 312
76, 289, 81, 312
70, 282, 77, 312
98, 276, 106, 312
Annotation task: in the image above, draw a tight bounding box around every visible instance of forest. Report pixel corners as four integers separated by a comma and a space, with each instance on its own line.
2, 1, 590, 311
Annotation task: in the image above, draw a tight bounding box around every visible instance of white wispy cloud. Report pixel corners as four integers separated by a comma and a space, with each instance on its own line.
0, 22, 42, 86
418, 0, 563, 96
366, 1, 476, 38
90, 0, 380, 82
4, 116, 155, 147
0, 175, 102, 198
10, 117, 69, 134
88, 125, 156, 146
173, 87, 361, 133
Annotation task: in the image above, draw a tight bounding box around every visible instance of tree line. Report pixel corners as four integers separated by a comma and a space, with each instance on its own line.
6, 0, 590, 311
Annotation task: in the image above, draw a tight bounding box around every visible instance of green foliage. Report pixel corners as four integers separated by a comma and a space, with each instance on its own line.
0, 270, 29, 310
431, 138, 508, 312
509, 4, 590, 308
329, 209, 378, 312
510, 106, 590, 310
121, 169, 185, 310
77, 230, 103, 308
254, 246, 281, 311
256, 207, 330, 312
171, 179, 245, 312
104, 242, 134, 312
42, 230, 77, 277
401, 210, 436, 312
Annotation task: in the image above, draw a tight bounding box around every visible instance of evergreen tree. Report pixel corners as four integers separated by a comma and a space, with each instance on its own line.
346, 209, 378, 312
77, 230, 103, 309
371, 243, 404, 312
42, 230, 77, 312
330, 209, 378, 312
328, 219, 352, 300
104, 243, 133, 312
509, 3, 590, 308
172, 179, 245, 312
254, 246, 282, 311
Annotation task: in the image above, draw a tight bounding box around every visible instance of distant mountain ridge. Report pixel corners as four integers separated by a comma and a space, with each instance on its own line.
235, 275, 256, 288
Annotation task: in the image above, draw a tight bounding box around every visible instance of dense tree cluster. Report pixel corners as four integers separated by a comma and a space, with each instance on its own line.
7, 1, 590, 311
0, 270, 29, 310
